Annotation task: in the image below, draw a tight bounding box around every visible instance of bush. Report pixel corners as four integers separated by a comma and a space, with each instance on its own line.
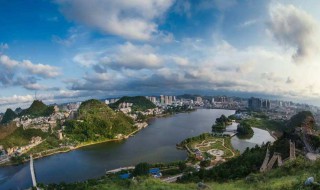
133, 162, 150, 176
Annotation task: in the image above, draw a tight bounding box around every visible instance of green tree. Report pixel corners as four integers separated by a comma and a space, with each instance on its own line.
133, 162, 150, 176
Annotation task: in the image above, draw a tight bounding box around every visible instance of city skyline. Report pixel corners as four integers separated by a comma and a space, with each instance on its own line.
1, 0, 320, 110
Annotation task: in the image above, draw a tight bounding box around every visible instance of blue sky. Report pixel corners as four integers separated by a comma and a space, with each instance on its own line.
1, 0, 320, 111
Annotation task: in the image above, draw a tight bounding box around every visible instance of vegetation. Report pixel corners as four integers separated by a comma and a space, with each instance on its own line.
26, 136, 61, 154
240, 118, 285, 132
133, 162, 151, 176
212, 115, 231, 132
0, 122, 18, 139
109, 96, 156, 111
285, 111, 315, 133
19, 100, 54, 117
178, 144, 267, 183
179, 133, 237, 161
179, 133, 212, 146
0, 108, 17, 124
0, 127, 48, 149
64, 99, 135, 143
163, 105, 194, 115
40, 156, 320, 190
237, 120, 254, 138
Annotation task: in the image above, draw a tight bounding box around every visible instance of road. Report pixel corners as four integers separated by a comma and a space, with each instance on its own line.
162, 174, 183, 183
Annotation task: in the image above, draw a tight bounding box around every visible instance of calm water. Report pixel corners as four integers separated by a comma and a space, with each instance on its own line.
0, 109, 274, 189
226, 123, 276, 153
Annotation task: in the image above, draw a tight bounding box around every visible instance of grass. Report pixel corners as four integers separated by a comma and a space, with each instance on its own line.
26, 136, 61, 154
187, 136, 237, 160
0, 122, 17, 140
41, 157, 320, 190
0, 127, 48, 149
243, 118, 285, 132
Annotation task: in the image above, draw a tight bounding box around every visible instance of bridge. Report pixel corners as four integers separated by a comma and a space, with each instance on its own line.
30, 155, 37, 188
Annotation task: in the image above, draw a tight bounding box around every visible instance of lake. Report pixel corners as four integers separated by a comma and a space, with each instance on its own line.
0, 109, 274, 189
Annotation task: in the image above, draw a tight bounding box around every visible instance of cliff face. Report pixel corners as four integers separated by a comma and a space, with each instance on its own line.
301, 115, 315, 134
285, 111, 315, 133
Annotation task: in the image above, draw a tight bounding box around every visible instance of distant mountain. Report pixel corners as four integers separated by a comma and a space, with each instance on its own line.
64, 99, 135, 142
109, 96, 156, 111
0, 108, 17, 124
14, 107, 23, 114
19, 100, 54, 117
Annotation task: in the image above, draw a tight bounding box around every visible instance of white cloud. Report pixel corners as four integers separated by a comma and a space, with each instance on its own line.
238, 19, 258, 28
114, 42, 162, 69
268, 4, 320, 64
171, 56, 189, 66
0, 55, 19, 69
73, 52, 99, 67
73, 42, 163, 70
22, 60, 60, 78
0, 55, 60, 78
56, 0, 174, 41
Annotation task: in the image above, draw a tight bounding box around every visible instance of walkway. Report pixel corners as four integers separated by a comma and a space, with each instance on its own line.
30, 155, 37, 188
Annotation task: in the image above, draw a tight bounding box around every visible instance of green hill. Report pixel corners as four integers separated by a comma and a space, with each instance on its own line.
64, 99, 135, 143
41, 157, 319, 190
109, 96, 156, 111
0, 108, 17, 124
285, 111, 315, 133
19, 100, 54, 117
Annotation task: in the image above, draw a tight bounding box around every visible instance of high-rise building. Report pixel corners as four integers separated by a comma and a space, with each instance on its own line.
151, 97, 157, 104
248, 97, 262, 111
211, 98, 215, 103
262, 99, 271, 109
105, 100, 110, 105
173, 96, 176, 102
165, 96, 169, 105
160, 95, 164, 104
196, 97, 202, 103
168, 96, 173, 105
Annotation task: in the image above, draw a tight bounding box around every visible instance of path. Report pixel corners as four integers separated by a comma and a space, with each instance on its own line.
162, 174, 183, 183
30, 155, 37, 188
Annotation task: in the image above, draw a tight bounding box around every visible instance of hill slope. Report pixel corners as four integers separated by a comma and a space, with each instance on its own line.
110, 96, 156, 111
0, 108, 17, 124
19, 100, 54, 117
42, 157, 318, 190
64, 99, 135, 143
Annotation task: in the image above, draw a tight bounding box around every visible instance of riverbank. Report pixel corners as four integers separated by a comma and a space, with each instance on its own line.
1, 109, 194, 167
0, 122, 149, 167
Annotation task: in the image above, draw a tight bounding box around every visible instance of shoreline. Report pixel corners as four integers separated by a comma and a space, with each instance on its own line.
0, 122, 149, 167
1, 109, 198, 167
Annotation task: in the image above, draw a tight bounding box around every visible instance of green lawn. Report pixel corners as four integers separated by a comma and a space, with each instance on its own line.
187, 136, 237, 160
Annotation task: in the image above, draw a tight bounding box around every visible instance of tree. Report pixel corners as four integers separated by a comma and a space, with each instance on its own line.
237, 121, 254, 137
133, 162, 150, 176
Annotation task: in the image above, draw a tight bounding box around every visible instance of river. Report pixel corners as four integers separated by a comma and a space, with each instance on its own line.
0, 109, 274, 189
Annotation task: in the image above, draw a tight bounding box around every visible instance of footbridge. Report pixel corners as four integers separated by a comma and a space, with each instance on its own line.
30, 155, 37, 188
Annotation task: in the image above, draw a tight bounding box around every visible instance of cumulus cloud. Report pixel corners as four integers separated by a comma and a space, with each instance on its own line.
73, 42, 163, 70
56, 0, 174, 41
0, 55, 60, 91
268, 4, 320, 64
171, 56, 189, 66
21, 60, 60, 78
0, 55, 60, 78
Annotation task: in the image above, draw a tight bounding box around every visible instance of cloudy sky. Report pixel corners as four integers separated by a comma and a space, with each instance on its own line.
1, 0, 320, 111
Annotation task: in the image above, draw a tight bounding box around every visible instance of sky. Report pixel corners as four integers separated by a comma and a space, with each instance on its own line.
1, 0, 320, 111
